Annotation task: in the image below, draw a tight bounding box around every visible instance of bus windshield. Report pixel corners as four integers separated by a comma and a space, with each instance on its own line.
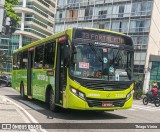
70, 44, 132, 81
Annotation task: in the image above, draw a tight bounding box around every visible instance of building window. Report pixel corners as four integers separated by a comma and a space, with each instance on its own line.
131, 2, 153, 16
99, 24, 105, 29
98, 10, 107, 18
118, 5, 124, 18
136, 20, 145, 32
112, 21, 123, 32
59, 12, 62, 19
150, 62, 160, 83
84, 8, 93, 20
67, 9, 78, 21
134, 65, 144, 73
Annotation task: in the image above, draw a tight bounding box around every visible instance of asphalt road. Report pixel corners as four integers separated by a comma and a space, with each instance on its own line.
0, 87, 160, 132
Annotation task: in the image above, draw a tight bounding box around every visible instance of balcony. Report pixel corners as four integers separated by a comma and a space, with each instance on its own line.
25, 21, 53, 34
14, 29, 45, 40
14, 7, 53, 24
28, 0, 56, 13
134, 44, 147, 50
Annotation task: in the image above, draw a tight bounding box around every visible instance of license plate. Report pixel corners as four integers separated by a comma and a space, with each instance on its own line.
102, 102, 113, 107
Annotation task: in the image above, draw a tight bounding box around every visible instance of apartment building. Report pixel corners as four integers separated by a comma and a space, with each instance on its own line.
13, 0, 56, 48
55, 0, 160, 92
0, 0, 56, 72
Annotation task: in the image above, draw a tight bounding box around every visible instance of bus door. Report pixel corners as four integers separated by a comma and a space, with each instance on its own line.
27, 47, 34, 97
55, 36, 68, 104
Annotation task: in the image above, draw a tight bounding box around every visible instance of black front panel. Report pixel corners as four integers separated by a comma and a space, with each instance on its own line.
70, 75, 133, 91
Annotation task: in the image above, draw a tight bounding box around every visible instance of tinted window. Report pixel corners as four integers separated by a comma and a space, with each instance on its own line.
43, 42, 56, 69
17, 52, 22, 69
22, 50, 28, 69
13, 54, 18, 70
34, 45, 44, 69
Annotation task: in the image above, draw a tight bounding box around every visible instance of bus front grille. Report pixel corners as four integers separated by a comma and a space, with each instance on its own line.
86, 98, 126, 107
81, 81, 132, 91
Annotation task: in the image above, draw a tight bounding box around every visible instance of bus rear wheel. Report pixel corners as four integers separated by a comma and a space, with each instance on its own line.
49, 89, 59, 112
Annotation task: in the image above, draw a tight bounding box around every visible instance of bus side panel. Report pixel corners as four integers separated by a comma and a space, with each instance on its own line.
32, 70, 46, 101
31, 69, 55, 102
12, 70, 28, 95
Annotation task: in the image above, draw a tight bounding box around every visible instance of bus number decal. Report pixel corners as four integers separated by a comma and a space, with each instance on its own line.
82, 71, 102, 78
79, 62, 89, 69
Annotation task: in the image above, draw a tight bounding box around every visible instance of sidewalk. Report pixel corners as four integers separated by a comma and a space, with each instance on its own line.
0, 95, 27, 123
0, 95, 38, 132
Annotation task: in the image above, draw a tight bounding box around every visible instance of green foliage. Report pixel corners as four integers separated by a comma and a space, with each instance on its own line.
5, 0, 20, 25
0, 51, 12, 69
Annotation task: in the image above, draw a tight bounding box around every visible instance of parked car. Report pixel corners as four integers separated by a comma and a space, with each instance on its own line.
0, 75, 12, 87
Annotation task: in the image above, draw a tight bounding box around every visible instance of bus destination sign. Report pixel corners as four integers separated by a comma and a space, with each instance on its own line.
74, 29, 125, 44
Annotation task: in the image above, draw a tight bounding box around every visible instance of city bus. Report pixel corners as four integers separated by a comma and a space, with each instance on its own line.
12, 28, 134, 112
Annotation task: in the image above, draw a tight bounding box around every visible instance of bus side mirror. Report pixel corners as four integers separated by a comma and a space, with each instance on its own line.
64, 45, 71, 67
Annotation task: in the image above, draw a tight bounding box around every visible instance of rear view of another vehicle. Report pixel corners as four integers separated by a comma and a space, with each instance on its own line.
0, 75, 12, 87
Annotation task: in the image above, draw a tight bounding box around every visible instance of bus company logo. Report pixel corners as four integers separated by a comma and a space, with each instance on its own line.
106, 93, 111, 98
88, 93, 100, 97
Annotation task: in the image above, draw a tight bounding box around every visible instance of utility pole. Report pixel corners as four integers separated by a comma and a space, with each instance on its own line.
0, 0, 5, 34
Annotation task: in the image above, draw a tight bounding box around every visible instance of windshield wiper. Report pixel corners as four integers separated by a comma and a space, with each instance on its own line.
89, 43, 103, 62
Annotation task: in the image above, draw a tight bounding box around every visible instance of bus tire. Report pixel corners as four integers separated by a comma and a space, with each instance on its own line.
20, 83, 25, 98
49, 89, 59, 112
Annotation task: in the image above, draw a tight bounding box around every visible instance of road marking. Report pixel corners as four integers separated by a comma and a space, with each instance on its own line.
20, 100, 45, 110
132, 104, 160, 112
4, 96, 47, 132
128, 108, 136, 111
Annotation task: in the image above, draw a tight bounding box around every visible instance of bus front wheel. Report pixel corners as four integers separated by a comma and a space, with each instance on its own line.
49, 89, 59, 112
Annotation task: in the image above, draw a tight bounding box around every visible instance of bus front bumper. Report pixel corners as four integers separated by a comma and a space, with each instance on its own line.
67, 91, 133, 111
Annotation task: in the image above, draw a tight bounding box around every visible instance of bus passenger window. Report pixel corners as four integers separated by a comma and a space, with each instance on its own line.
43, 42, 55, 69
13, 54, 18, 70
22, 50, 28, 69
34, 45, 44, 69
17, 52, 22, 69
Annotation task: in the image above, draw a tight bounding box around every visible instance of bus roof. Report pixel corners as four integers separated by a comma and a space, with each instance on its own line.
76, 27, 126, 36
13, 29, 70, 53
14, 27, 129, 53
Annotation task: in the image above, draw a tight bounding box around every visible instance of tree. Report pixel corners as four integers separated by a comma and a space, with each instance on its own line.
5, 0, 20, 26
0, 50, 12, 70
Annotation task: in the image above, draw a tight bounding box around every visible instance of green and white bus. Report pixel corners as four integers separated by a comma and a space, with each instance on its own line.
12, 28, 134, 111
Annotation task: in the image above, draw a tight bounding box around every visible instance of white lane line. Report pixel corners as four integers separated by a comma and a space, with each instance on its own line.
4, 96, 47, 132
128, 108, 136, 111
20, 100, 45, 110
132, 106, 154, 111
133, 104, 160, 110
132, 105, 160, 111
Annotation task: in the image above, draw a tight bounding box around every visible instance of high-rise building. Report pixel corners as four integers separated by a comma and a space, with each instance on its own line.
0, 0, 56, 72
13, 0, 56, 48
55, 0, 160, 92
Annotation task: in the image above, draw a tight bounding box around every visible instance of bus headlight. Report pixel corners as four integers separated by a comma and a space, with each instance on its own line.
70, 86, 86, 101
126, 90, 134, 101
